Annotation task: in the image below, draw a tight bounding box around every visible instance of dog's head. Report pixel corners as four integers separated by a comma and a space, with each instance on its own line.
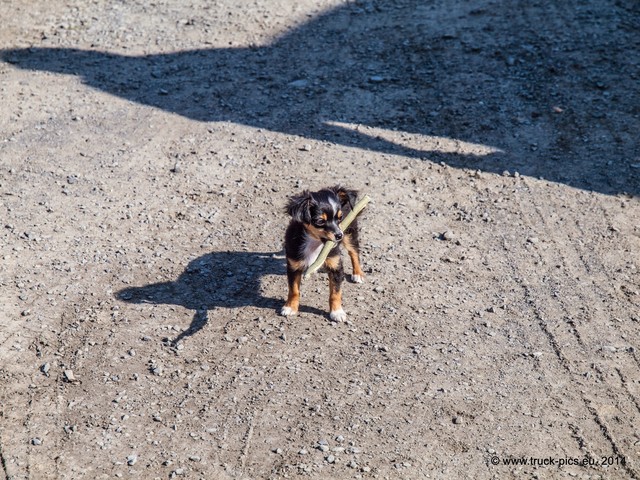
286, 187, 355, 242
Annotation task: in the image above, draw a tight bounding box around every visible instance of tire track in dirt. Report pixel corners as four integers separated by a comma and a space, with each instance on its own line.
507, 0, 640, 473
519, 179, 639, 478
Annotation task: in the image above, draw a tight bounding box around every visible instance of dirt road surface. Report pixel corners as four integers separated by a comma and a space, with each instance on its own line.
1, 0, 639, 478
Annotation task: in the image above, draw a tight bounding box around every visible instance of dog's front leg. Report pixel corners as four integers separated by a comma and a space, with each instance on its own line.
281, 264, 302, 316
326, 255, 346, 321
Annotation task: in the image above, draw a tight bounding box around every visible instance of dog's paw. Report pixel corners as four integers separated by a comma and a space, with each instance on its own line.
281, 306, 297, 317
329, 308, 347, 322
351, 274, 364, 284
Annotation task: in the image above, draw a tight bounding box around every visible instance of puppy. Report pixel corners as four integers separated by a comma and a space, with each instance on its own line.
281, 186, 364, 321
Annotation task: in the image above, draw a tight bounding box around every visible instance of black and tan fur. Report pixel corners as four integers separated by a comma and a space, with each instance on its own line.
282, 186, 364, 321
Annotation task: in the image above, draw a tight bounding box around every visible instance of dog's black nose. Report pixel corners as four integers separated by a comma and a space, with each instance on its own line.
334, 231, 343, 241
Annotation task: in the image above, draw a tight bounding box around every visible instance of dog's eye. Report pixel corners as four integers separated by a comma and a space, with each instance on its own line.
316, 219, 326, 226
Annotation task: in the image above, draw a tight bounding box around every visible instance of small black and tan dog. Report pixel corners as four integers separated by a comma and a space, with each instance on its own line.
281, 186, 364, 322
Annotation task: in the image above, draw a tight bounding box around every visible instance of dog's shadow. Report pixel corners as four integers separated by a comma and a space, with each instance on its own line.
116, 250, 321, 345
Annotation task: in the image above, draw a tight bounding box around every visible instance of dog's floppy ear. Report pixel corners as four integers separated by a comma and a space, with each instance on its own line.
331, 186, 358, 209
285, 190, 314, 223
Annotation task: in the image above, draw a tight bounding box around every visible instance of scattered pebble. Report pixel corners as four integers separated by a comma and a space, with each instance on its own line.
289, 79, 309, 88
127, 454, 137, 466
326, 454, 335, 464
31, 438, 42, 446
63, 370, 76, 382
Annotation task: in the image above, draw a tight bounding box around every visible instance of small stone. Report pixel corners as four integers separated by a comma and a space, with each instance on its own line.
348, 460, 358, 468
453, 416, 462, 424
237, 336, 248, 344
173, 468, 184, 476
298, 448, 308, 455
319, 445, 330, 452
170, 164, 182, 174
66, 175, 78, 184
300, 144, 312, 152
532, 352, 543, 358
602, 345, 617, 353
188, 455, 200, 462
362, 466, 371, 472
369, 75, 384, 83
273, 448, 283, 454
41, 363, 50, 375
63, 370, 76, 382
527, 237, 540, 244
442, 230, 455, 241
289, 79, 309, 88
326, 454, 335, 464
335, 435, 344, 443
373, 286, 384, 293
31, 438, 42, 446
127, 454, 137, 466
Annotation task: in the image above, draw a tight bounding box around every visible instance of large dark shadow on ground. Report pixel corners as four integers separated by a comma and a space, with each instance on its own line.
116, 251, 316, 344
2, 0, 638, 195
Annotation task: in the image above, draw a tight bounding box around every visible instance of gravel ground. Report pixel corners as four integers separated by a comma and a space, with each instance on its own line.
1, 0, 639, 479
